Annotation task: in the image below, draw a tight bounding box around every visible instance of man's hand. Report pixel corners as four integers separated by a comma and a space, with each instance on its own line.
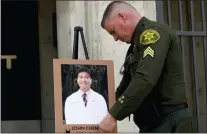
98, 113, 117, 133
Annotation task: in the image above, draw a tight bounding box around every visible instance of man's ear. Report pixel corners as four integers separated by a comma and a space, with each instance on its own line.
118, 13, 125, 21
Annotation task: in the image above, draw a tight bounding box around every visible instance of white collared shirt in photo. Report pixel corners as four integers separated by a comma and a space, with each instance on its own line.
64, 88, 108, 124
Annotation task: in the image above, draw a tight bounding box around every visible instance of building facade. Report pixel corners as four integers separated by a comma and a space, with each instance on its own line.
1, 0, 206, 133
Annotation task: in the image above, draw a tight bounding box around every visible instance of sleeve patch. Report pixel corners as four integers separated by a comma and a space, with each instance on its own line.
140, 29, 160, 45
143, 46, 154, 58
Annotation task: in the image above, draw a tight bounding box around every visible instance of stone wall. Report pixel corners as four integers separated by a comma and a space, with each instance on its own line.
38, 0, 57, 132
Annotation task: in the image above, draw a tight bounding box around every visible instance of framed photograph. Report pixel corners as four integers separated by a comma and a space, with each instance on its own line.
53, 59, 117, 133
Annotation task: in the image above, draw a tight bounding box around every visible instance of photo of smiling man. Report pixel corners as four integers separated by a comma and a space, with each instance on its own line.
64, 66, 108, 124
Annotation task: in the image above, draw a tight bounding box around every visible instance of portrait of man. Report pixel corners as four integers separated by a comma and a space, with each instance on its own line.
62, 65, 108, 124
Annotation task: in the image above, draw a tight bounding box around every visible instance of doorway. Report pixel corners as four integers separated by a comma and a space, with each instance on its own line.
1, 0, 42, 132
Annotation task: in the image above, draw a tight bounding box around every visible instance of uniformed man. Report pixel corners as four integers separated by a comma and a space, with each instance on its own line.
98, 1, 193, 133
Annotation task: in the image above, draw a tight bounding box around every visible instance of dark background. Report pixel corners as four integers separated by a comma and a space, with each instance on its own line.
61, 64, 109, 120
1, 0, 42, 120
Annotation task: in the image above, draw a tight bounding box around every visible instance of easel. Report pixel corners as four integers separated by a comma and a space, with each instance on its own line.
61, 27, 117, 133
65, 26, 90, 133
72, 26, 89, 60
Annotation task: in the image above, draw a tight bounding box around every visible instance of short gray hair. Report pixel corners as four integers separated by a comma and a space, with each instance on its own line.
101, 1, 136, 28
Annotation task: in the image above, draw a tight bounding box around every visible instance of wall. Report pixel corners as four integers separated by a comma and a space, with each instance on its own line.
56, 1, 157, 132
38, 0, 58, 132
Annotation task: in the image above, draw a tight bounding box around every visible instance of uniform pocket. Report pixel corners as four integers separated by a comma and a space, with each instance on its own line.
171, 108, 194, 133
173, 116, 194, 133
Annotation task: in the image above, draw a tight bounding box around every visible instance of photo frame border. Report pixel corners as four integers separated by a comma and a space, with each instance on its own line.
53, 59, 117, 133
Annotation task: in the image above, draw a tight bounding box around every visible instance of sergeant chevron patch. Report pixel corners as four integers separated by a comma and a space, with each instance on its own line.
143, 46, 154, 58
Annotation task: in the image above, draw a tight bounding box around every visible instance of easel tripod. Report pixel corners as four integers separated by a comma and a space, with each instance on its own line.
72, 26, 89, 60
65, 26, 89, 133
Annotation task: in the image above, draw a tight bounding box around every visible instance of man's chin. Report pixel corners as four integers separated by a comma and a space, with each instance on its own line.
123, 40, 130, 44
80, 87, 90, 92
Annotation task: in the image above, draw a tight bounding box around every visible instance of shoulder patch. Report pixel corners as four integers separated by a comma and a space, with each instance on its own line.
143, 46, 154, 58
140, 29, 160, 45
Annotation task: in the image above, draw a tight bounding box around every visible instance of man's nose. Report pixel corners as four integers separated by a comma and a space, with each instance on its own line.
82, 78, 87, 81
113, 35, 118, 41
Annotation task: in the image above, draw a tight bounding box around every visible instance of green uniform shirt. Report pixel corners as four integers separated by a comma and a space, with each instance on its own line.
109, 16, 188, 121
